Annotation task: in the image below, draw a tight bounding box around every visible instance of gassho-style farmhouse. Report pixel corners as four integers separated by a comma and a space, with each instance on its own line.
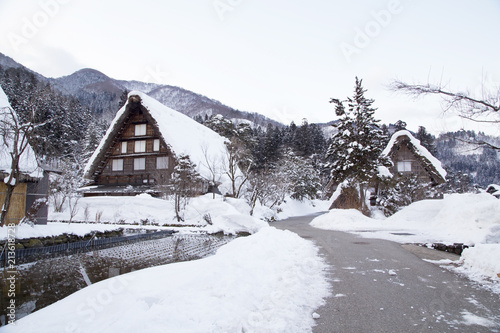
81, 91, 232, 197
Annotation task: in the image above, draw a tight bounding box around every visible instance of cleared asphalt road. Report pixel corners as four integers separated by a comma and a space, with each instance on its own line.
273, 214, 500, 333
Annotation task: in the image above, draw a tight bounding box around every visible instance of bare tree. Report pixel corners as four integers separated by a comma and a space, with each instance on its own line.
67, 193, 80, 224
223, 137, 252, 198
391, 80, 500, 150
201, 145, 223, 199
0, 105, 39, 226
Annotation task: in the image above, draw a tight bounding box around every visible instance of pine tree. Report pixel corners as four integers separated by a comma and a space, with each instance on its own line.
281, 149, 321, 201
326, 77, 390, 212
416, 126, 437, 156
203, 114, 236, 139
118, 89, 130, 109
171, 155, 202, 221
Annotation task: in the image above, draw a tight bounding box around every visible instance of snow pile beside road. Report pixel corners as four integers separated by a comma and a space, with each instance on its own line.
311, 209, 375, 229
416, 193, 500, 244
459, 244, 500, 281
274, 198, 330, 220
3, 227, 330, 333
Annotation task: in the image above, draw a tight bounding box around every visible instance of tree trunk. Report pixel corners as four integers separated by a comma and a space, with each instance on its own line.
1, 183, 15, 226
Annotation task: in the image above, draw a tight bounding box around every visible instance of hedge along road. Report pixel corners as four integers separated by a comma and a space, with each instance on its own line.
273, 214, 500, 333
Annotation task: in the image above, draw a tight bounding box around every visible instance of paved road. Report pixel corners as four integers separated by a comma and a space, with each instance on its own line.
273, 214, 500, 333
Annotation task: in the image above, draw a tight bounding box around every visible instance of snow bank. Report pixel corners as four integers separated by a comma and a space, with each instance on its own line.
274, 198, 330, 220
311, 209, 375, 230
311, 193, 500, 245
49, 194, 267, 235
0, 222, 122, 241
3, 227, 330, 333
459, 244, 500, 281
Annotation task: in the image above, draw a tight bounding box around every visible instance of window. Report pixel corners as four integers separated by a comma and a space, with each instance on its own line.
134, 157, 146, 170
135, 124, 147, 136
135, 140, 146, 153
121, 142, 127, 154
156, 156, 169, 169
397, 161, 412, 172
112, 159, 123, 171
153, 139, 160, 151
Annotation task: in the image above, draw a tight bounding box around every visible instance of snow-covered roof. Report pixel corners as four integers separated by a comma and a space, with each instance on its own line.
486, 184, 500, 197
0, 84, 42, 180
84, 91, 230, 182
382, 130, 447, 181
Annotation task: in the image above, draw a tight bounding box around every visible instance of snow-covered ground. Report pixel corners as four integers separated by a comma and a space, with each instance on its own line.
2, 227, 330, 333
0, 222, 124, 240
1, 193, 328, 240
47, 194, 269, 236
311, 193, 500, 293
29, 193, 326, 238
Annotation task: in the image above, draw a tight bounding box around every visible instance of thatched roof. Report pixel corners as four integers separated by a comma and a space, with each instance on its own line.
382, 130, 446, 184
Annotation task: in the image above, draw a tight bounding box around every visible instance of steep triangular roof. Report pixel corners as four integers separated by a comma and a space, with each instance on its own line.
0, 84, 42, 180
84, 91, 231, 182
382, 130, 446, 184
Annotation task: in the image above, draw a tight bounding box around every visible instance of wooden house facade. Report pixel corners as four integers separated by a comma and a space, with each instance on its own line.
83, 92, 230, 197
90, 97, 174, 189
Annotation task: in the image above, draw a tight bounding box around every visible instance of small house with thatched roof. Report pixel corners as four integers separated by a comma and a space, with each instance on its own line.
82, 91, 232, 197
381, 130, 447, 185
0, 85, 48, 225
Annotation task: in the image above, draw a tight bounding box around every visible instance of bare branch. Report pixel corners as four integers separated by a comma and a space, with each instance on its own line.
391, 80, 500, 124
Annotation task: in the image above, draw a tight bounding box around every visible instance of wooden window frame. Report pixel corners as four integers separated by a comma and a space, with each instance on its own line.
397, 161, 412, 172
135, 140, 147, 153
112, 159, 124, 171
134, 157, 146, 170
156, 156, 169, 169
135, 124, 147, 136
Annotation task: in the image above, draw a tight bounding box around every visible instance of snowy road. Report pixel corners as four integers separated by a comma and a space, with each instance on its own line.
274, 214, 500, 333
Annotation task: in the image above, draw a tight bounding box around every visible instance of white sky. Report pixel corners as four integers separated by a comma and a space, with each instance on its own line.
1, 0, 499, 135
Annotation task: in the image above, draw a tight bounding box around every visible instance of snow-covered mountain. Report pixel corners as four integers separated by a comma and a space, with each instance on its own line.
0, 52, 280, 127
0, 52, 45, 81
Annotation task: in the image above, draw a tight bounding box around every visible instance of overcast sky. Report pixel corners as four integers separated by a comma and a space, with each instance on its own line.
1, 0, 499, 135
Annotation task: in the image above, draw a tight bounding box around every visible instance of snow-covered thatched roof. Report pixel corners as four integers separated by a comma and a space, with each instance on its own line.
382, 130, 447, 183
84, 91, 231, 182
486, 184, 500, 198
0, 84, 42, 180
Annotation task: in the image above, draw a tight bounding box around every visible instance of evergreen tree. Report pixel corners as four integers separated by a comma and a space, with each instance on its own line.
393, 120, 407, 131
203, 114, 236, 139
171, 155, 202, 221
416, 126, 437, 156
281, 149, 321, 201
326, 77, 390, 212
118, 89, 130, 109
